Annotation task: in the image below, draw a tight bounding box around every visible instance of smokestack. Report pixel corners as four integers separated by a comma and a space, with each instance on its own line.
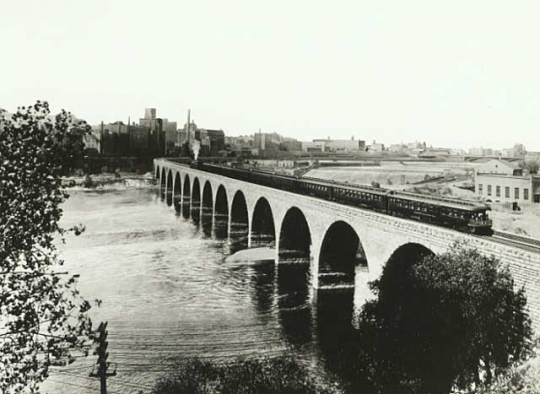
187, 109, 191, 146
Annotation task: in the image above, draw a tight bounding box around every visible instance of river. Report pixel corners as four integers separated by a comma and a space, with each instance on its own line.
42, 183, 366, 393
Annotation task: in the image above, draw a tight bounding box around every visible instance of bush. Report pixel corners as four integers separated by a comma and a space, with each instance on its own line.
354, 241, 532, 394
152, 356, 342, 394
82, 174, 94, 188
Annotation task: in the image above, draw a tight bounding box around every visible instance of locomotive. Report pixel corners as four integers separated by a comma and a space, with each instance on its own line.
190, 161, 493, 235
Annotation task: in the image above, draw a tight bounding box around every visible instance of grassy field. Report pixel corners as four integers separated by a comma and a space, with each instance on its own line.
305, 161, 476, 187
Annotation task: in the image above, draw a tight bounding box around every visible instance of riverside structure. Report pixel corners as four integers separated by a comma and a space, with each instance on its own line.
154, 158, 540, 330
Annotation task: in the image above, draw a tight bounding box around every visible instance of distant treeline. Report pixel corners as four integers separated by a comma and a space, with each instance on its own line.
83, 156, 155, 174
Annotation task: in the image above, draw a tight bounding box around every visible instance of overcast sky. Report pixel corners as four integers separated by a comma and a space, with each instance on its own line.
1, 1, 540, 150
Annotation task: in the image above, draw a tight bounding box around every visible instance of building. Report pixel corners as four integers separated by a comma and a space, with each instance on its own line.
474, 159, 522, 176
280, 138, 302, 151
226, 135, 254, 150
301, 140, 325, 153
254, 132, 283, 150
302, 137, 365, 153
177, 118, 226, 157
205, 129, 225, 156
99, 122, 129, 156
129, 124, 152, 156
389, 144, 406, 153
475, 173, 539, 203
474, 159, 540, 203
525, 151, 540, 162
469, 147, 485, 156
368, 140, 384, 152
253, 132, 284, 157
162, 119, 178, 156
140, 108, 164, 156
84, 131, 101, 156
86, 108, 179, 158
313, 138, 366, 152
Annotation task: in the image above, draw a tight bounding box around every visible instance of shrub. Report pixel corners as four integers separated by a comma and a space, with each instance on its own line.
152, 356, 342, 394
355, 241, 532, 394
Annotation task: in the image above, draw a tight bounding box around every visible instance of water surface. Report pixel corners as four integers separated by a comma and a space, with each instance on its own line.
43, 186, 363, 393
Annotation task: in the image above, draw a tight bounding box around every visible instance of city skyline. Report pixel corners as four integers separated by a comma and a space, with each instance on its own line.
2, 1, 540, 150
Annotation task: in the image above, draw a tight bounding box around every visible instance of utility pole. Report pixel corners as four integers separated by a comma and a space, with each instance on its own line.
90, 321, 116, 394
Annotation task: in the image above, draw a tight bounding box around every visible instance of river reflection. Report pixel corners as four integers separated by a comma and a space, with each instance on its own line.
276, 262, 314, 347
44, 187, 366, 394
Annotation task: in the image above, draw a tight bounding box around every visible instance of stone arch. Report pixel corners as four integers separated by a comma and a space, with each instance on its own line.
214, 185, 229, 239
380, 243, 435, 291
191, 177, 201, 224
318, 221, 367, 288
201, 181, 213, 236
276, 207, 313, 344
160, 168, 166, 200
387, 242, 434, 269
173, 172, 182, 212
230, 190, 249, 251
251, 197, 275, 248
278, 207, 311, 262
166, 170, 173, 206
182, 174, 191, 219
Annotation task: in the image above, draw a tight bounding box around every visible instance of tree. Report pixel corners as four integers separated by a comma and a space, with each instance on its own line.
521, 160, 539, 174
0, 102, 95, 393
355, 241, 532, 394
152, 356, 342, 394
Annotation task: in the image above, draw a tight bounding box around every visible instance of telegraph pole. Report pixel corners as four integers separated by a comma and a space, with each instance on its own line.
90, 321, 116, 394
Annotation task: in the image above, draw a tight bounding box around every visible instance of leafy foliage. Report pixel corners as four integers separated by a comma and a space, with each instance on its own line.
0, 102, 94, 393
521, 160, 539, 175
152, 355, 342, 394
354, 241, 532, 394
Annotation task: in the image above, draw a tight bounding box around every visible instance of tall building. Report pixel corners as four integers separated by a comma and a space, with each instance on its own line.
140, 108, 164, 156
144, 108, 156, 119
205, 129, 225, 156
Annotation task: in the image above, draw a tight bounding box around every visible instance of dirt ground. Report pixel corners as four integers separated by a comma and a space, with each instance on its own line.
489, 204, 540, 239
306, 161, 477, 187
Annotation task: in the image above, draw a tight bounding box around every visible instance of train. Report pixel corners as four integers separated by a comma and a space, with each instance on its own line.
190, 161, 493, 235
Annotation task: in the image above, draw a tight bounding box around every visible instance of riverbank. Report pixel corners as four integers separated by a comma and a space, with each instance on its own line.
62, 172, 156, 190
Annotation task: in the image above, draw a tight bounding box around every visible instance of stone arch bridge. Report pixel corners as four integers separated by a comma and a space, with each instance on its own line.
154, 159, 540, 330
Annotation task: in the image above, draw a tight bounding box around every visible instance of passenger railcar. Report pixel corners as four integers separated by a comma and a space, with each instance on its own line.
189, 161, 493, 235
388, 191, 492, 234
333, 184, 388, 212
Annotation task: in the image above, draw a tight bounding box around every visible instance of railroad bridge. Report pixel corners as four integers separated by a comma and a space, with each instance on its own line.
154, 159, 540, 330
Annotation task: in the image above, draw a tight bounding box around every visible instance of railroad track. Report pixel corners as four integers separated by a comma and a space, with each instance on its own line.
477, 231, 540, 254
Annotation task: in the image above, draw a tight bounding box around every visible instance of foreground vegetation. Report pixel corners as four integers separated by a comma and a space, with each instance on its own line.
152, 356, 342, 394
0, 103, 95, 393
153, 241, 533, 394
351, 241, 532, 394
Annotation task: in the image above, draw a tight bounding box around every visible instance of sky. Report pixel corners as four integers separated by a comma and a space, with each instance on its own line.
1, 0, 540, 150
